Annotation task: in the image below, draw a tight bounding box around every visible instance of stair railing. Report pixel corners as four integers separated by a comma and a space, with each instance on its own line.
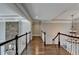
0, 32, 31, 55
52, 32, 79, 48
52, 32, 79, 54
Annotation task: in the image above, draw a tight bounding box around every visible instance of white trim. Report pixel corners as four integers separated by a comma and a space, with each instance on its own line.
42, 21, 72, 23
32, 34, 41, 36
42, 20, 79, 23
0, 17, 24, 20
0, 19, 19, 22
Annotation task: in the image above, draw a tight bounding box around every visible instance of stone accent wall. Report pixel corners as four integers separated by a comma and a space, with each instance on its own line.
6, 22, 19, 40
5, 22, 19, 55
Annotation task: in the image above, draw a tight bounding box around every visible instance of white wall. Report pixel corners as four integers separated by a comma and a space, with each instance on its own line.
0, 21, 5, 55
41, 22, 71, 44
18, 20, 31, 54
32, 22, 41, 36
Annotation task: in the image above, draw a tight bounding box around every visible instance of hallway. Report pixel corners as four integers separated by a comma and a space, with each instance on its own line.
22, 36, 71, 55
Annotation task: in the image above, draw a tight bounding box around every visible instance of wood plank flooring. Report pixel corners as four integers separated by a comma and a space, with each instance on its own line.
22, 36, 71, 55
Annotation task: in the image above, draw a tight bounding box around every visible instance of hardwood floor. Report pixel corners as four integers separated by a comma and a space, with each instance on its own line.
22, 36, 71, 55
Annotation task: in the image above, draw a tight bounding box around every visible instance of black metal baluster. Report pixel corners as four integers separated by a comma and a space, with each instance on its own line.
26, 32, 28, 50
15, 35, 18, 55
58, 32, 60, 48
44, 32, 46, 46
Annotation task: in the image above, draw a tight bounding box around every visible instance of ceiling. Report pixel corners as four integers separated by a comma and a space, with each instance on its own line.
0, 4, 18, 16
1, 3, 79, 21
0, 3, 28, 21
23, 3, 79, 21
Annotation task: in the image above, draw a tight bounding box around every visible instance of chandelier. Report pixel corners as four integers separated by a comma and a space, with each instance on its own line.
70, 14, 76, 36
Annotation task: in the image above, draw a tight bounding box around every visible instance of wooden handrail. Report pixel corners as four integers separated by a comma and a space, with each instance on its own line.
52, 32, 79, 48
0, 31, 31, 55
0, 38, 16, 46
52, 33, 59, 41
0, 32, 31, 46
52, 32, 79, 41
60, 33, 79, 39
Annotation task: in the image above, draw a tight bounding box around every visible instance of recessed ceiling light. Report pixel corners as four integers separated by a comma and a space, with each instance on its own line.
35, 16, 38, 19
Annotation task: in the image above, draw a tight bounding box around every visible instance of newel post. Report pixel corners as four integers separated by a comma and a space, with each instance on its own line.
58, 32, 60, 48
15, 35, 18, 55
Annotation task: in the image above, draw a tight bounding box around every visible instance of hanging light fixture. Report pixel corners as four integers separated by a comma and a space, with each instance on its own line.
71, 14, 74, 32
70, 14, 76, 36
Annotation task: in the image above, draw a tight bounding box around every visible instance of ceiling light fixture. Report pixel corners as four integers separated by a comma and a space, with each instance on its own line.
35, 16, 38, 19
70, 14, 76, 36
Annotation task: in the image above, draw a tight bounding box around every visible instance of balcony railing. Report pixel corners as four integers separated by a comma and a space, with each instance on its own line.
0, 32, 31, 55
52, 32, 79, 55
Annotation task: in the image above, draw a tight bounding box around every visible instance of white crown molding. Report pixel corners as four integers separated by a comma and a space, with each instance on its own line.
15, 4, 32, 22
41, 20, 79, 23
0, 15, 19, 17
41, 20, 72, 23
0, 19, 19, 22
